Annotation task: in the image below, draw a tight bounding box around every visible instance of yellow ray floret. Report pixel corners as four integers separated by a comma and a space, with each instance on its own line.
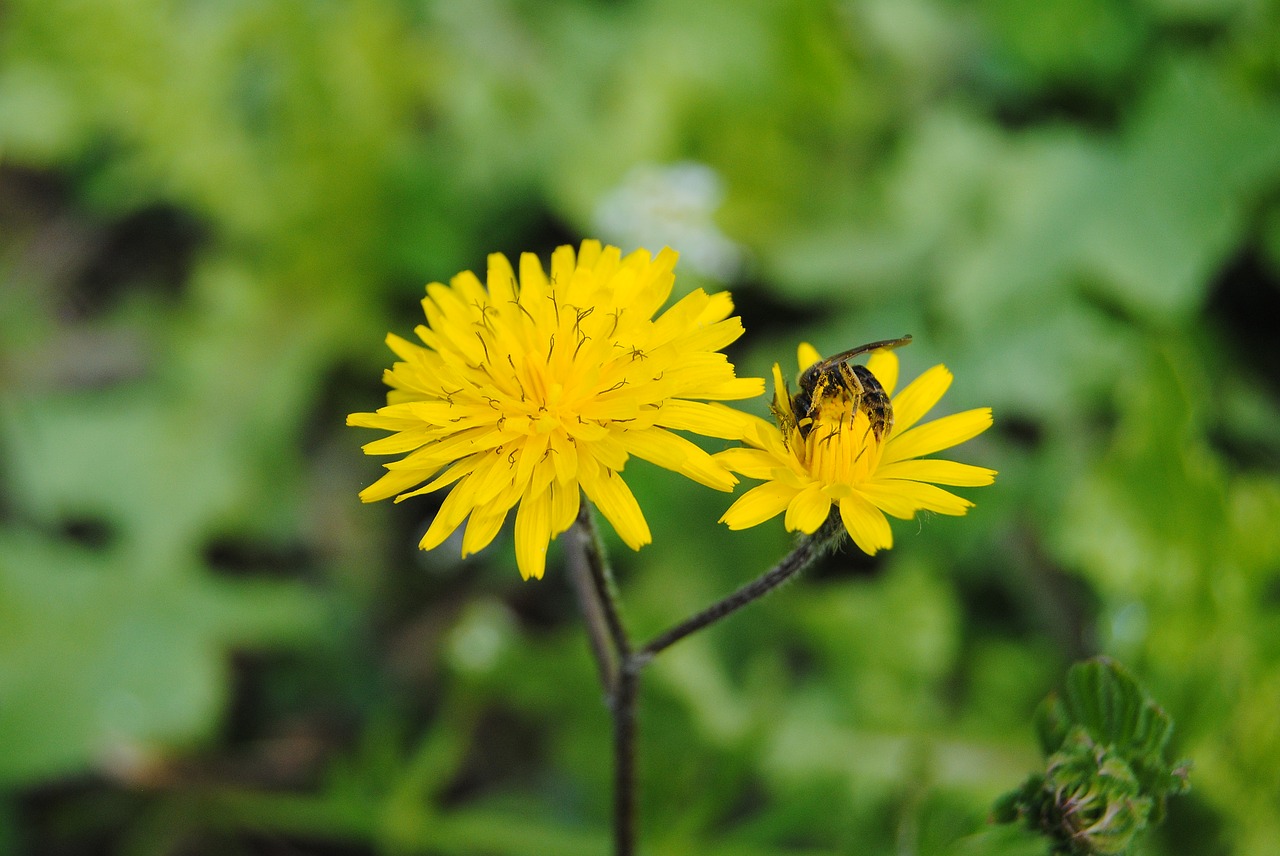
349, 240, 764, 579
718, 344, 995, 556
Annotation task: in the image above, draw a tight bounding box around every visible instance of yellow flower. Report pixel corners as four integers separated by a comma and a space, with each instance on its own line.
718, 342, 995, 555
349, 240, 763, 580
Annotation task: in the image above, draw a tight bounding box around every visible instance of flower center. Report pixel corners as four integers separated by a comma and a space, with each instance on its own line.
802, 394, 884, 488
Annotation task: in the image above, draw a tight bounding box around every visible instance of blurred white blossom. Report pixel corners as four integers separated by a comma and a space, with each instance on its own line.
593, 162, 744, 281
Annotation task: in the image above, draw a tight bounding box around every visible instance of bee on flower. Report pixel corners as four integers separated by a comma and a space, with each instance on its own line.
349, 241, 763, 580
718, 340, 996, 555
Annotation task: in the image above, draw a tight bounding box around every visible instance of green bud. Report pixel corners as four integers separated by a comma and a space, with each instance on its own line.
994, 659, 1190, 855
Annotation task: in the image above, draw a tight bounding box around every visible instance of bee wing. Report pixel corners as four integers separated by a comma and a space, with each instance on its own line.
814, 334, 912, 372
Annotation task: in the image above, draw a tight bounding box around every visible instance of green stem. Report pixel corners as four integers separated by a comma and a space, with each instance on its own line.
637, 510, 843, 661
568, 504, 637, 856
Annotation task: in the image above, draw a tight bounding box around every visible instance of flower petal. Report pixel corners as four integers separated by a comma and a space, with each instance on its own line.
720, 481, 798, 530
717, 447, 787, 480
514, 485, 553, 580
785, 484, 832, 534
618, 427, 737, 491
869, 479, 975, 516
797, 342, 822, 372
418, 483, 475, 551
874, 459, 997, 487
549, 480, 581, 537
854, 482, 925, 520
883, 408, 993, 464
654, 400, 759, 440
889, 364, 952, 437
838, 493, 893, 555
461, 493, 513, 556
579, 463, 651, 550
360, 466, 438, 503
391, 455, 482, 503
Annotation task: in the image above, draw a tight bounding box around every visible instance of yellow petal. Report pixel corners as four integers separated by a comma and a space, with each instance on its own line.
654, 400, 760, 440
347, 402, 431, 431
392, 455, 482, 502
741, 414, 792, 458
869, 479, 975, 516
467, 447, 521, 507
716, 447, 787, 480
874, 459, 997, 487
577, 238, 603, 269
838, 493, 893, 555
676, 316, 746, 354
419, 484, 475, 551
361, 466, 438, 503
386, 426, 502, 472
548, 428, 579, 484
889, 365, 952, 437
694, 375, 767, 401
695, 290, 735, 325
579, 464, 651, 550
771, 363, 792, 416
549, 480, 581, 536
514, 486, 553, 580
720, 481, 799, 530
517, 251, 548, 302
797, 342, 822, 372
784, 484, 832, 534
883, 408, 993, 464
853, 482, 922, 520
487, 252, 518, 304
461, 493, 514, 556
619, 428, 737, 491
385, 331, 428, 363
865, 350, 899, 397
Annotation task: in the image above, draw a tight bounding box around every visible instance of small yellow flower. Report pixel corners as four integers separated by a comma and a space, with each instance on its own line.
718, 342, 995, 555
349, 240, 763, 579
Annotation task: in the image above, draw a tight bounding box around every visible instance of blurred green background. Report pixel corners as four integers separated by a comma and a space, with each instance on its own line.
2, 0, 1279, 854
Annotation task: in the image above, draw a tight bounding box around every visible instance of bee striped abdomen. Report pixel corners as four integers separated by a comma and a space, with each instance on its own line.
780, 335, 911, 448
849, 364, 893, 441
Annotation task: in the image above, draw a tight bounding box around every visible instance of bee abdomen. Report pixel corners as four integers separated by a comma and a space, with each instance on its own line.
850, 365, 893, 440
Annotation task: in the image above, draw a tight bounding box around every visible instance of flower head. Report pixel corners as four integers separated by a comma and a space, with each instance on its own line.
349, 240, 763, 579
718, 342, 995, 555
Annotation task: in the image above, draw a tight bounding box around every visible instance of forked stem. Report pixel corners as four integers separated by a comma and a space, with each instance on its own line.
568, 507, 637, 856
566, 506, 845, 856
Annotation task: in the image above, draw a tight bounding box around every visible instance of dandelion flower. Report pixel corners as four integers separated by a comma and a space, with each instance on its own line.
718, 342, 995, 555
349, 240, 763, 579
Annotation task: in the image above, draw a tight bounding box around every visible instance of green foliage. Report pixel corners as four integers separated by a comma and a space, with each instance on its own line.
995, 658, 1190, 854
1, 0, 1279, 853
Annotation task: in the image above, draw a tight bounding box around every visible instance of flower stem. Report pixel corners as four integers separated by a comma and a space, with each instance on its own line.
565, 517, 618, 695
637, 510, 844, 661
613, 659, 640, 856
568, 505, 637, 856
575, 504, 632, 659
567, 507, 845, 856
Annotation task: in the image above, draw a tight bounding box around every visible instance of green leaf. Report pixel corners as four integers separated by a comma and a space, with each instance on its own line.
0, 529, 324, 784
1062, 657, 1172, 757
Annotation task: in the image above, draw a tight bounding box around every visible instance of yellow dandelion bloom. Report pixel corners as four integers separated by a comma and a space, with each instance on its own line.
718, 342, 996, 555
349, 240, 764, 580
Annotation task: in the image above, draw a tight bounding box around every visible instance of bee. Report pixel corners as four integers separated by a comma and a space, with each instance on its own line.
773, 335, 913, 445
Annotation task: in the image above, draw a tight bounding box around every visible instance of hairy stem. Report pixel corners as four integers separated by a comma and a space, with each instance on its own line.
576, 504, 632, 658
612, 659, 640, 856
565, 519, 617, 694
568, 505, 637, 856
637, 510, 843, 661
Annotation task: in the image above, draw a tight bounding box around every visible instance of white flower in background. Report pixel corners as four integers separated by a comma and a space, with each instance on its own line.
594, 162, 744, 282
